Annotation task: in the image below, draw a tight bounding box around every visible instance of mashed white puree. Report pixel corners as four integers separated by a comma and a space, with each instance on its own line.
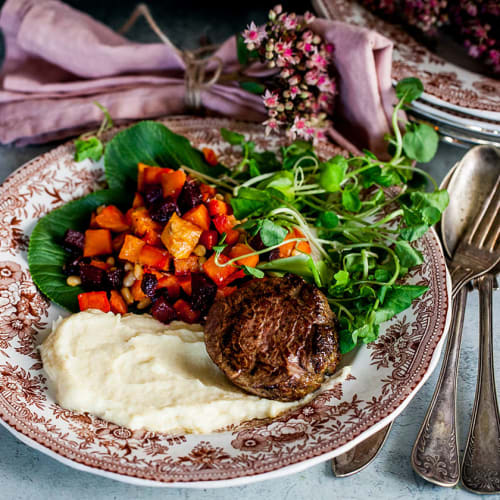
40, 310, 349, 434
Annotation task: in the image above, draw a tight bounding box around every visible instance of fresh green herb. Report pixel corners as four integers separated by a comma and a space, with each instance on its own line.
221, 76, 446, 353
74, 102, 113, 162
241, 265, 265, 278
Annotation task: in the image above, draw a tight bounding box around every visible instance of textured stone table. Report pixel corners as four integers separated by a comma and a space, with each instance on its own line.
0, 1, 499, 498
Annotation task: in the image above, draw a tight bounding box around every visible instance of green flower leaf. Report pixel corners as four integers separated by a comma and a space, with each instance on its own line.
319, 155, 348, 192
396, 77, 424, 104
259, 219, 288, 247
402, 122, 439, 163
342, 189, 362, 212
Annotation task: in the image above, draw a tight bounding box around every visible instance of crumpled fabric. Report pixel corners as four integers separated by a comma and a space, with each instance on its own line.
0, 0, 395, 156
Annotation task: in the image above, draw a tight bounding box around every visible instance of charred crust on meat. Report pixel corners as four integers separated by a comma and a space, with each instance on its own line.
204, 275, 340, 401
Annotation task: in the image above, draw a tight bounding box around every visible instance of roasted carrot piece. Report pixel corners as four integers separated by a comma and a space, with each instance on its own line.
202, 253, 237, 286
219, 269, 246, 288
78, 291, 110, 313
95, 205, 129, 232
112, 232, 127, 253
199, 230, 218, 250
212, 215, 240, 245
109, 290, 128, 314
161, 213, 202, 259
132, 192, 145, 208
90, 259, 110, 270
118, 234, 146, 263
229, 243, 259, 267
89, 212, 100, 228
207, 198, 229, 216
279, 228, 311, 257
294, 228, 312, 254
173, 299, 200, 323
174, 255, 199, 276
202, 147, 218, 166
157, 274, 181, 299
182, 204, 210, 231
83, 229, 113, 257
142, 229, 162, 247
139, 245, 170, 271
160, 170, 186, 199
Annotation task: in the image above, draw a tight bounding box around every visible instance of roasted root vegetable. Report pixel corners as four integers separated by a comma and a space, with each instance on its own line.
202, 254, 237, 286
161, 170, 186, 198
161, 213, 202, 259
83, 229, 113, 257
95, 205, 129, 232
78, 291, 110, 313
182, 204, 210, 231
229, 244, 259, 267
118, 234, 146, 262
109, 290, 128, 314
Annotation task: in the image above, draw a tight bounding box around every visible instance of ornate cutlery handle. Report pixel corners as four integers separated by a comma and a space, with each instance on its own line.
462, 274, 500, 494
411, 286, 468, 487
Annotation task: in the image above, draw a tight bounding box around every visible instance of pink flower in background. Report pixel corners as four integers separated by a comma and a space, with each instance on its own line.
304, 11, 316, 24
289, 86, 300, 99
283, 14, 298, 30
263, 118, 282, 135
263, 89, 279, 108
242, 22, 267, 48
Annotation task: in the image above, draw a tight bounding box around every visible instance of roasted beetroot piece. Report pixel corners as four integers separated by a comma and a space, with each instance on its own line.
141, 273, 158, 298
177, 180, 202, 214
249, 233, 266, 252
151, 295, 177, 323
143, 184, 163, 207
79, 264, 105, 289
150, 197, 179, 223
105, 267, 124, 289
190, 273, 217, 313
268, 248, 281, 261
63, 229, 85, 254
63, 256, 88, 276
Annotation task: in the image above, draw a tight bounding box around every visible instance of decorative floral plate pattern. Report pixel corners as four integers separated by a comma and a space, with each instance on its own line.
0, 116, 451, 487
313, 0, 500, 117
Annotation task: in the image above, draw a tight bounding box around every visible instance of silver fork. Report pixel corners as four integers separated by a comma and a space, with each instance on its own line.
411, 179, 500, 487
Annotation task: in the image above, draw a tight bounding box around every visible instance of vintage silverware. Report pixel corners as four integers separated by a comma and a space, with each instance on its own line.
331, 422, 393, 477
411, 145, 500, 487
461, 149, 500, 494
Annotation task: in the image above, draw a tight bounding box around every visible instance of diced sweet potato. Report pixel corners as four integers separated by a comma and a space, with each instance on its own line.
161, 170, 186, 199
161, 213, 202, 259
131, 277, 147, 301
128, 207, 161, 237
139, 245, 170, 271
78, 291, 110, 313
229, 243, 259, 267
199, 183, 216, 202
132, 192, 145, 209
89, 259, 110, 270
219, 269, 246, 288
173, 299, 200, 324
174, 255, 199, 276
279, 228, 311, 258
118, 234, 145, 263
95, 205, 129, 232
83, 229, 112, 257
109, 290, 128, 314
202, 253, 237, 286
112, 232, 127, 253
142, 229, 162, 247
182, 204, 210, 231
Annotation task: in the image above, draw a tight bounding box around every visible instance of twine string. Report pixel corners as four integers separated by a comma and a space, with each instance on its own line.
119, 3, 223, 110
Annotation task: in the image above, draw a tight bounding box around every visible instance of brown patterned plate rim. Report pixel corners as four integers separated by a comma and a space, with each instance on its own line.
0, 116, 452, 487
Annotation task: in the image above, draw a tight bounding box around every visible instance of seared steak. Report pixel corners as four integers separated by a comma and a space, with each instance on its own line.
204, 275, 340, 401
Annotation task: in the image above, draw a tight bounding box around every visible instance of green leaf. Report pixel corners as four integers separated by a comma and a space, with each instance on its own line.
317, 211, 339, 229
396, 77, 424, 104
231, 187, 276, 219
374, 285, 427, 324
213, 233, 228, 256
28, 189, 130, 312
74, 137, 104, 162
282, 141, 317, 170
220, 128, 245, 145
319, 156, 348, 192
342, 189, 361, 212
250, 150, 281, 174
402, 123, 439, 163
400, 224, 429, 242
259, 219, 287, 247
239, 81, 266, 94
248, 159, 261, 177
334, 270, 349, 286
339, 329, 357, 354
394, 241, 424, 268
410, 190, 449, 223
261, 171, 295, 200
237, 34, 255, 65
241, 265, 265, 278
104, 121, 227, 191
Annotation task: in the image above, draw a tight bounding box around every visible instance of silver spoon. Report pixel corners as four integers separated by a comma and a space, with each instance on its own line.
411, 145, 500, 487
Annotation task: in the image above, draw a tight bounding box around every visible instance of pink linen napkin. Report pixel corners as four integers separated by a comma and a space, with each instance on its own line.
0, 0, 395, 156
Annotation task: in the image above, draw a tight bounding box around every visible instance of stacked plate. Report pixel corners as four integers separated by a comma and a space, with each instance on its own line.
313, 0, 500, 148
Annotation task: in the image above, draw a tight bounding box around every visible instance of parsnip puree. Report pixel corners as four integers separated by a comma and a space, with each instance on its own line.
40, 311, 349, 434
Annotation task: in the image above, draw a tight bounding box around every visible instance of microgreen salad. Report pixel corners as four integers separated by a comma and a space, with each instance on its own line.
28, 77, 447, 354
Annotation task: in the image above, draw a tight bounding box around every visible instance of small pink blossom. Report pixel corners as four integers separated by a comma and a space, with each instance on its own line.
263, 89, 279, 108
263, 118, 281, 135
305, 70, 319, 85
283, 14, 298, 31
242, 22, 267, 47
304, 11, 315, 24
289, 86, 300, 99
